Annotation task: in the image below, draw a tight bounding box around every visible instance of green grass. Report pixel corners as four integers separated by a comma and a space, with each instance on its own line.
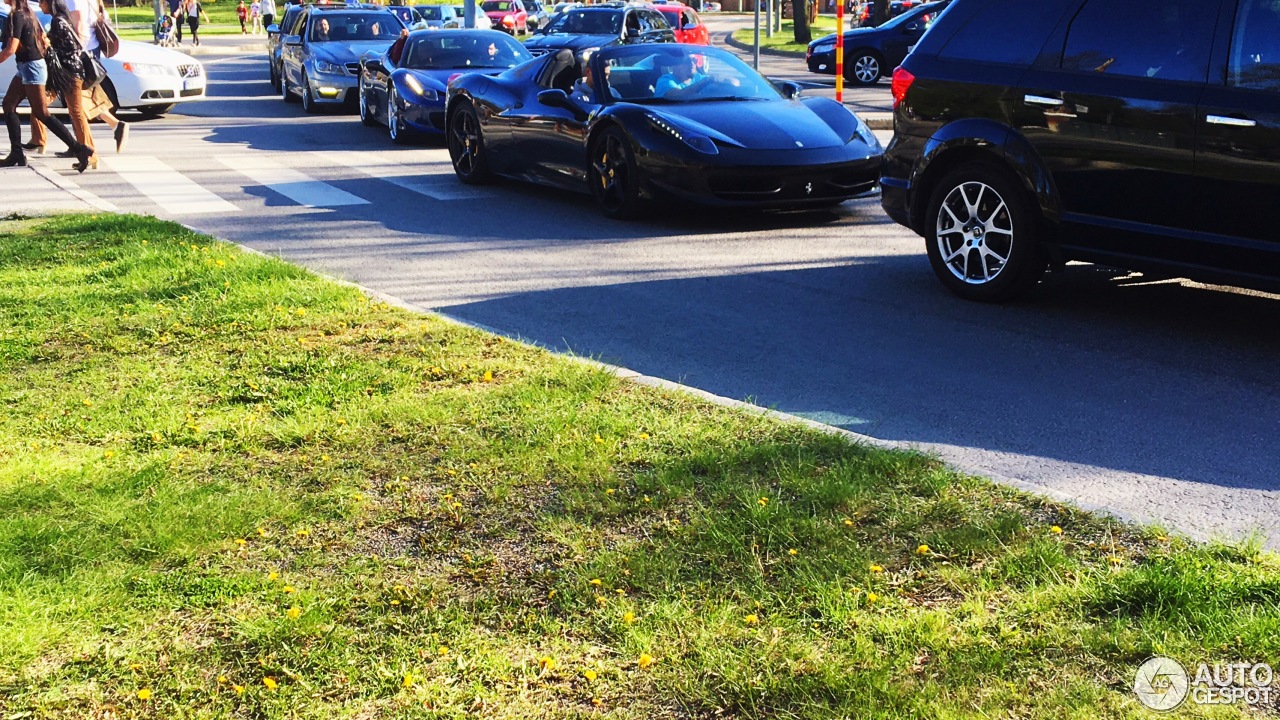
110, 1, 258, 39
1, 213, 1278, 718
731, 16, 840, 53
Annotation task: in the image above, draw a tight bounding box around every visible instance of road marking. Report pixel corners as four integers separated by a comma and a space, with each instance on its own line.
101, 155, 237, 215
216, 154, 369, 208
320, 151, 488, 201
29, 164, 121, 212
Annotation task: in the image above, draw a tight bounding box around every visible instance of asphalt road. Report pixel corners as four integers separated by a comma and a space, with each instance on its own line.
6, 35, 1280, 550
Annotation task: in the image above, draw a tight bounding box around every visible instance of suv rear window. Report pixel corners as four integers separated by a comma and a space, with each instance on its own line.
1229, 0, 1280, 90
1060, 0, 1210, 83
936, 0, 1075, 66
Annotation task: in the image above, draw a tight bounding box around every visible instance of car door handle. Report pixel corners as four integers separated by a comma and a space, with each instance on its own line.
1023, 94, 1062, 108
1206, 114, 1257, 127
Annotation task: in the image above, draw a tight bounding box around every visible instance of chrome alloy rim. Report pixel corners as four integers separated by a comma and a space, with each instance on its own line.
591, 134, 628, 211
388, 88, 400, 139
935, 181, 1014, 284
853, 55, 879, 83
359, 79, 369, 120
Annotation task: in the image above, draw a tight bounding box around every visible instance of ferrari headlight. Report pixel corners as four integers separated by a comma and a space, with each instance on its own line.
646, 113, 717, 155
403, 75, 438, 100
314, 59, 345, 75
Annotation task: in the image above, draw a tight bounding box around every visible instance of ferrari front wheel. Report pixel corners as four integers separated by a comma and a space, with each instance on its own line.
589, 128, 643, 220
448, 101, 493, 184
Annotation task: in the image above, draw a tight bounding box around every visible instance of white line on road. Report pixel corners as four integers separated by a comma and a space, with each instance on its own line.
216, 154, 369, 208
101, 155, 237, 215
29, 164, 121, 212
319, 151, 488, 201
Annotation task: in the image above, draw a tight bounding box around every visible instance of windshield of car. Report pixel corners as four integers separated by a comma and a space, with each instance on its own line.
879, 2, 936, 29
309, 12, 399, 42
482, 1, 514, 11
402, 33, 531, 68
601, 45, 780, 103
416, 5, 444, 20
543, 8, 621, 34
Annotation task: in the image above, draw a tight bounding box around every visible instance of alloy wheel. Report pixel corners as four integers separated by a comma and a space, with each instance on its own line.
448, 105, 484, 181
388, 88, 400, 141
301, 71, 314, 112
591, 134, 630, 213
935, 181, 1014, 285
852, 54, 879, 84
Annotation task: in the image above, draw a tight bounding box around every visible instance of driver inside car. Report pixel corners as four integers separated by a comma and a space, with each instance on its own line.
654, 54, 736, 99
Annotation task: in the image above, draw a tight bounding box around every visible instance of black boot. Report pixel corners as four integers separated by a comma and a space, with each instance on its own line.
33, 111, 92, 173
3, 107, 27, 166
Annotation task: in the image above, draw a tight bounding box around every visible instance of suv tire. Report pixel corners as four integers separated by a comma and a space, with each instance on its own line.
924, 162, 1045, 302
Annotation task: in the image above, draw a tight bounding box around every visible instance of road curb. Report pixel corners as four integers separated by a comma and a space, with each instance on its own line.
722, 29, 809, 58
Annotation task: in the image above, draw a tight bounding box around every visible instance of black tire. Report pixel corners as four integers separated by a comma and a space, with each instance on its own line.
270, 60, 282, 92
845, 51, 882, 85
447, 101, 493, 184
281, 69, 298, 103
924, 161, 1046, 302
300, 70, 318, 113
138, 103, 176, 117
387, 86, 417, 144
588, 127, 643, 220
358, 78, 378, 126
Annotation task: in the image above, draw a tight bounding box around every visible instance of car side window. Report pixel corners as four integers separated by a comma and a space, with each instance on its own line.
683, 9, 698, 28
625, 10, 641, 35
937, 0, 1074, 66
648, 10, 669, 29
1229, 0, 1280, 91
1060, 0, 1211, 83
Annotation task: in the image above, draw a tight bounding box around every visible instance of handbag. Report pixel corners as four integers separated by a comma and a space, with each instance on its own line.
81, 50, 107, 89
94, 1, 120, 58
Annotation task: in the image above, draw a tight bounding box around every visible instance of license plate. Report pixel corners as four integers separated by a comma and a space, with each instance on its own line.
183, 78, 205, 91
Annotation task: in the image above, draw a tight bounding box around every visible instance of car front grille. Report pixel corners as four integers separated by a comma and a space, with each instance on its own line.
346, 62, 361, 75
177, 63, 202, 78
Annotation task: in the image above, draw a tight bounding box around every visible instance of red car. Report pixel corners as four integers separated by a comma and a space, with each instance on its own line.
655, 3, 708, 44
482, 0, 528, 34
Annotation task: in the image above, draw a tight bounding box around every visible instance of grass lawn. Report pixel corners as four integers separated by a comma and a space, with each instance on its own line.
2, 213, 1278, 718
731, 16, 840, 53
109, 1, 257, 39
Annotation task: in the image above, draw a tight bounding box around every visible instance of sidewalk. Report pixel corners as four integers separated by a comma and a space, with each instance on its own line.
0, 166, 98, 215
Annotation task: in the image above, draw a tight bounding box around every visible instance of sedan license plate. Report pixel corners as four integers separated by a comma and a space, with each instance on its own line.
183, 78, 205, 91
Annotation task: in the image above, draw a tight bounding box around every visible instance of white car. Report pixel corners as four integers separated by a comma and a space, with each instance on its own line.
0, 3, 206, 116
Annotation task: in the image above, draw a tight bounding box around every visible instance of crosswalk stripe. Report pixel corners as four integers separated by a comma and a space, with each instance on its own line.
101, 155, 237, 215
216, 155, 369, 208
320, 151, 487, 201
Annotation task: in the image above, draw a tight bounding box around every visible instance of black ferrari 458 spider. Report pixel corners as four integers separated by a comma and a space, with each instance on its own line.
444, 44, 883, 218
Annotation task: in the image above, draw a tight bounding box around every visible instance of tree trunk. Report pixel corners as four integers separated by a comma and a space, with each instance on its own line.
792, 0, 811, 44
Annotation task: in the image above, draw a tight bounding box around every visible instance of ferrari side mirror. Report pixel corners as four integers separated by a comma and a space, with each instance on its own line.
538, 88, 570, 108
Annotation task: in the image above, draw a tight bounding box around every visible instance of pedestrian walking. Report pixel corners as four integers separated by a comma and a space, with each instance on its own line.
168, 0, 183, 43
250, 0, 263, 34
237, 0, 248, 33
261, 0, 276, 31
38, 0, 130, 158
0, 0, 94, 170
183, 0, 209, 46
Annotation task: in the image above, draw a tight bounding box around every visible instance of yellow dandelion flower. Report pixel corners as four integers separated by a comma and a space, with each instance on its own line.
595, 595, 607, 605
483, 370, 494, 383
866, 592, 879, 603
129, 663, 143, 671
594, 435, 605, 444
151, 432, 162, 443
548, 590, 557, 599
917, 544, 931, 555
391, 600, 401, 606
82, 399, 92, 407
616, 588, 625, 595
643, 496, 651, 503
402, 673, 415, 688
605, 488, 616, 495
843, 519, 854, 527
1050, 526, 1063, 534
637, 653, 655, 669
1157, 535, 1169, 542
870, 564, 884, 573
257, 527, 268, 537
283, 585, 296, 594
539, 656, 557, 671
757, 497, 768, 506
592, 697, 603, 706
623, 611, 636, 624
233, 684, 245, 695
103, 450, 115, 459
217, 675, 227, 684
262, 676, 278, 690
234, 538, 247, 547
638, 432, 650, 439
788, 548, 798, 556
589, 578, 602, 586
583, 669, 598, 681
744, 614, 759, 626
285, 605, 301, 619
136, 688, 152, 700
268, 571, 279, 581
1108, 556, 1125, 565
216, 260, 226, 267
336, 418, 347, 425
320, 454, 330, 462
295, 529, 309, 538
446, 469, 458, 476
438, 646, 450, 656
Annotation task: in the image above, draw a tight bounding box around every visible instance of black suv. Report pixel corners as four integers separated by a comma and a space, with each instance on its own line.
882, 0, 1280, 301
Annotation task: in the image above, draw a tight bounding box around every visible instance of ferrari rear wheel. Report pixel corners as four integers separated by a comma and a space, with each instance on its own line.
589, 128, 643, 220
448, 101, 493, 184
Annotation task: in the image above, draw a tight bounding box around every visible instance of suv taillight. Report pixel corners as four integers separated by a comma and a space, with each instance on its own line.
891, 66, 914, 109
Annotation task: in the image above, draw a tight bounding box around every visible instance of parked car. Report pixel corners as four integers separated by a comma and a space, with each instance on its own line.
654, 2, 708, 45
855, 0, 908, 27
524, 0, 551, 30
702, 1, 721, 10
411, 4, 462, 29
453, 3, 494, 28
445, 44, 882, 218
524, 4, 674, 56
360, 29, 530, 142
0, 3, 205, 116
267, 2, 307, 91
279, 4, 405, 113
806, 0, 948, 85
882, 0, 1280, 301
482, 0, 528, 34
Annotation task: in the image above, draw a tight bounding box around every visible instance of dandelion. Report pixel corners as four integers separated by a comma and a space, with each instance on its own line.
869, 564, 884, 573
548, 590, 557, 599
866, 592, 879, 603
295, 529, 309, 538
583, 669, 598, 682
589, 578, 602, 586
286, 605, 301, 619
592, 698, 603, 706
595, 596, 607, 606
637, 653, 655, 669
216, 260, 226, 267
402, 673, 415, 688
257, 527, 268, 537
233, 684, 245, 695
843, 519, 854, 527
757, 497, 768, 506
438, 646, 450, 656
446, 469, 458, 476
218, 675, 227, 684
336, 418, 347, 425
605, 489, 616, 495
744, 614, 759, 626
788, 549, 798, 556
1108, 556, 1125, 565
643, 496, 651, 503
283, 585, 296, 594
136, 688, 152, 700
1157, 535, 1169, 542
623, 611, 636, 624
82, 399, 92, 407
615, 588, 625, 595
129, 663, 144, 671
483, 370, 494, 383
268, 571, 279, 581
1050, 526, 1063, 535
391, 600, 401, 606
917, 544, 931, 555
594, 435, 604, 444
539, 656, 557, 671
263, 676, 278, 690
103, 450, 115, 459
234, 538, 247, 547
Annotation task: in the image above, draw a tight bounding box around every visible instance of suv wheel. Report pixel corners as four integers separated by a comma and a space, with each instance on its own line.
925, 162, 1045, 302
847, 51, 882, 85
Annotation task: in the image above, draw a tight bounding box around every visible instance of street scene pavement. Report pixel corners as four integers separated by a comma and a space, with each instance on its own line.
4, 22, 1279, 551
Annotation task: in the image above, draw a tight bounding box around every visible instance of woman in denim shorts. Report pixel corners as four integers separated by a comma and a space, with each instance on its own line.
0, 0, 93, 170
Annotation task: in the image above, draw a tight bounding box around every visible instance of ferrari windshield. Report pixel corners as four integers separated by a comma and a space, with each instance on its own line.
543, 8, 622, 34
308, 13, 399, 42
600, 46, 781, 103
402, 33, 531, 68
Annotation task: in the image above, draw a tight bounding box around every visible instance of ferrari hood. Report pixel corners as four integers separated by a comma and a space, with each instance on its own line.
656, 100, 846, 151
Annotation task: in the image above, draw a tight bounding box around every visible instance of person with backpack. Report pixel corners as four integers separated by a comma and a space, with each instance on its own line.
0, 0, 93, 170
